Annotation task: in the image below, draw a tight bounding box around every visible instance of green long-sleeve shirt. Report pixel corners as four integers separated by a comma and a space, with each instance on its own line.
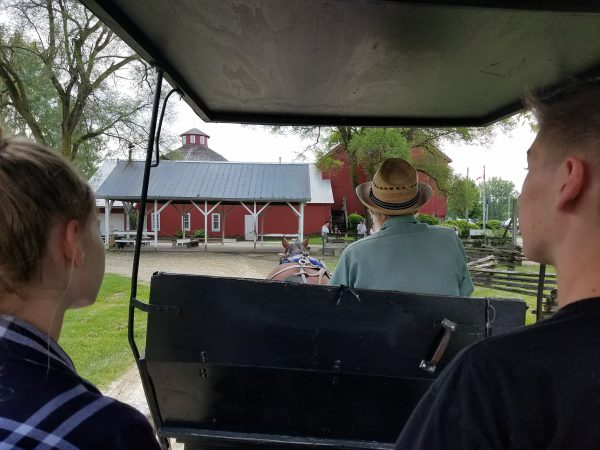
329, 215, 474, 296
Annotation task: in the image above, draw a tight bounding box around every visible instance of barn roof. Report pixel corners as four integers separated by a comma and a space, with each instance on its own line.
94, 160, 333, 203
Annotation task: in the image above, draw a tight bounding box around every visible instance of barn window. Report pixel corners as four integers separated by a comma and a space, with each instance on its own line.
190, 135, 196, 144
151, 213, 160, 231
199, 136, 205, 145
181, 136, 185, 145
211, 213, 221, 232
182, 213, 191, 231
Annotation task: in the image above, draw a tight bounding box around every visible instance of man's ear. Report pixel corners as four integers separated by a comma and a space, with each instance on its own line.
62, 219, 85, 266
556, 157, 585, 210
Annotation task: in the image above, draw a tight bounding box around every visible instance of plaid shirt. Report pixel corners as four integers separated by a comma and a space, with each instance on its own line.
0, 315, 161, 449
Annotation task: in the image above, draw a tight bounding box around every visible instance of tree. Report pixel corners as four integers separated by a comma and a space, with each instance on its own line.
447, 174, 480, 219
270, 118, 520, 194
0, 0, 162, 175
346, 128, 410, 178
480, 177, 518, 221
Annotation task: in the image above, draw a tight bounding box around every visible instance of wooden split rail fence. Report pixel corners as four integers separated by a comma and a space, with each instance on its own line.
468, 254, 558, 319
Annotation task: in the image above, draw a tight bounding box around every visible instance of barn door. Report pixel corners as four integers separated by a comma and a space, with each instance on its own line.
244, 215, 255, 241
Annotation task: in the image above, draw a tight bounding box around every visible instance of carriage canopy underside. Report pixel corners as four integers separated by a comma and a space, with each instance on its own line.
80, 0, 600, 127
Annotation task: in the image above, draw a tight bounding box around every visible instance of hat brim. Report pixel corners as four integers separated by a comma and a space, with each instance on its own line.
355, 182, 433, 216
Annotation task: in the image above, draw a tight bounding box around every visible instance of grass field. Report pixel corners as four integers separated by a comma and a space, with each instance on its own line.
59, 273, 148, 389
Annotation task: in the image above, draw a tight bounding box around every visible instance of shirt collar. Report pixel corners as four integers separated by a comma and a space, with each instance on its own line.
379, 215, 418, 231
0, 314, 75, 371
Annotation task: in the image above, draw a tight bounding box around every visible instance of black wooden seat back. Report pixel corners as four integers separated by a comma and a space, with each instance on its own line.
143, 273, 526, 449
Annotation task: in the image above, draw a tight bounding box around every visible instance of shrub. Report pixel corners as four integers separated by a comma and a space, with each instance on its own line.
174, 230, 183, 239
192, 229, 205, 239
476, 219, 502, 230
417, 214, 440, 225
444, 219, 480, 238
347, 213, 364, 232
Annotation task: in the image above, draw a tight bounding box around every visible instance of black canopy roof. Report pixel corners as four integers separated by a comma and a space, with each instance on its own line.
81, 0, 600, 126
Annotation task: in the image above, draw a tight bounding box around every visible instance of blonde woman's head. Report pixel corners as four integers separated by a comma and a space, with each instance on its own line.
0, 130, 96, 292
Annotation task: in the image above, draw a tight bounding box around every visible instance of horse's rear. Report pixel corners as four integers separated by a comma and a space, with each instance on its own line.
267, 237, 331, 284
267, 261, 331, 284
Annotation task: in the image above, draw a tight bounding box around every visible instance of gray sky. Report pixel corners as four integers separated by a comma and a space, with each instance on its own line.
172, 100, 535, 193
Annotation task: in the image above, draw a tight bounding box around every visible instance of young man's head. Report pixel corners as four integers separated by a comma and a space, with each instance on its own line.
520, 80, 600, 264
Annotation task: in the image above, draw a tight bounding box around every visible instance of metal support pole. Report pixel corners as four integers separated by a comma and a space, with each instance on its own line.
127, 68, 169, 450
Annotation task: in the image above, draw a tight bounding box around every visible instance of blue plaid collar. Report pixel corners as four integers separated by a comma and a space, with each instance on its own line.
0, 314, 75, 372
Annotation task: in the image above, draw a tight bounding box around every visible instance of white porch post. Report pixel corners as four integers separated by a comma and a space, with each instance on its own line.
221, 204, 225, 245
253, 202, 257, 249
154, 200, 158, 248
299, 202, 305, 240
191, 200, 221, 251
104, 200, 113, 248
204, 201, 208, 250
124, 203, 129, 231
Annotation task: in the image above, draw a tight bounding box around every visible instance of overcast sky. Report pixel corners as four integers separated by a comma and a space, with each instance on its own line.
171, 100, 535, 193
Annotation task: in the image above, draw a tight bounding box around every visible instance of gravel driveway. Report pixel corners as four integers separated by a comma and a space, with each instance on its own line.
104, 248, 281, 282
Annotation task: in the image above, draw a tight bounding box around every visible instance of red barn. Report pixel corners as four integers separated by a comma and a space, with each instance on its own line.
93, 129, 449, 245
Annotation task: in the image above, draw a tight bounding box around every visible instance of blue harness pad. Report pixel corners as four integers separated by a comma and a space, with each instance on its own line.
281, 254, 325, 268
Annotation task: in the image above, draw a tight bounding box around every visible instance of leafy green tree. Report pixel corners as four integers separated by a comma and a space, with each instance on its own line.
0, 0, 165, 175
447, 174, 480, 219
480, 177, 518, 221
347, 128, 410, 178
270, 119, 520, 194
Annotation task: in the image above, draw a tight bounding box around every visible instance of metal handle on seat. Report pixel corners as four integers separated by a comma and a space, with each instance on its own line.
420, 318, 457, 373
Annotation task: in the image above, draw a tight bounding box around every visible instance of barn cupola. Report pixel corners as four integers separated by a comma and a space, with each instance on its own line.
181, 128, 210, 147
163, 128, 227, 161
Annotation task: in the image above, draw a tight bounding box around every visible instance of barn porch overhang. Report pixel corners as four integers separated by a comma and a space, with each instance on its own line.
93, 160, 333, 249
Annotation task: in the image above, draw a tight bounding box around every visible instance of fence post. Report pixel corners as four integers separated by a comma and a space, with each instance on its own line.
511, 197, 519, 247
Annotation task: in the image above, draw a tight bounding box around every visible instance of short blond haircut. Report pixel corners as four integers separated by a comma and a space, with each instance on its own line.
525, 80, 600, 164
0, 130, 95, 290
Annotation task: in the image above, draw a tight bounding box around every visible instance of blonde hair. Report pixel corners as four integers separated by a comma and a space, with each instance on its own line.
525, 80, 600, 164
0, 130, 95, 290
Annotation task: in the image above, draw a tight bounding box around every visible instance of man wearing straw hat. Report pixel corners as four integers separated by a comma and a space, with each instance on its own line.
329, 157, 473, 296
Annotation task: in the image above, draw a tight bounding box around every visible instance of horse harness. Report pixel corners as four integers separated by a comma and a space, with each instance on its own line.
269, 253, 331, 284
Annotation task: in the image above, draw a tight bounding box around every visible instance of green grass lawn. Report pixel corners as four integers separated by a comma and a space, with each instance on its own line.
59, 273, 148, 389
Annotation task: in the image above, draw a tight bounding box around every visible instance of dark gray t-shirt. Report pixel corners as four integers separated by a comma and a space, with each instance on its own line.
395, 297, 600, 449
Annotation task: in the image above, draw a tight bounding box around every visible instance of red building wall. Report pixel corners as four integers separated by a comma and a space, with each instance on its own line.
144, 203, 331, 238
322, 146, 370, 216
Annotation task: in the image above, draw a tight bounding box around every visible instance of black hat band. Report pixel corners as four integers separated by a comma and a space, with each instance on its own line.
369, 187, 420, 210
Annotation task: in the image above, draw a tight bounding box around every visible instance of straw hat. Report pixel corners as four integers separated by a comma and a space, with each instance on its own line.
355, 158, 432, 215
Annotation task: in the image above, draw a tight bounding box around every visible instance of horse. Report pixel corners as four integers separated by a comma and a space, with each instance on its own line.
266, 237, 331, 284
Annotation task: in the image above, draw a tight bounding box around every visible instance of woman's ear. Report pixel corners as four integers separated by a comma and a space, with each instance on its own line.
556, 157, 585, 210
61, 219, 84, 265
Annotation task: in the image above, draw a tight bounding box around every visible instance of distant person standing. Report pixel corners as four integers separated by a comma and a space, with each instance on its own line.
356, 220, 367, 239
329, 158, 473, 296
321, 221, 330, 255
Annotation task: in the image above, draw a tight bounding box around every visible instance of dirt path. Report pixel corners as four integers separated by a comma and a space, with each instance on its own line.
102, 250, 281, 447
105, 250, 280, 282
